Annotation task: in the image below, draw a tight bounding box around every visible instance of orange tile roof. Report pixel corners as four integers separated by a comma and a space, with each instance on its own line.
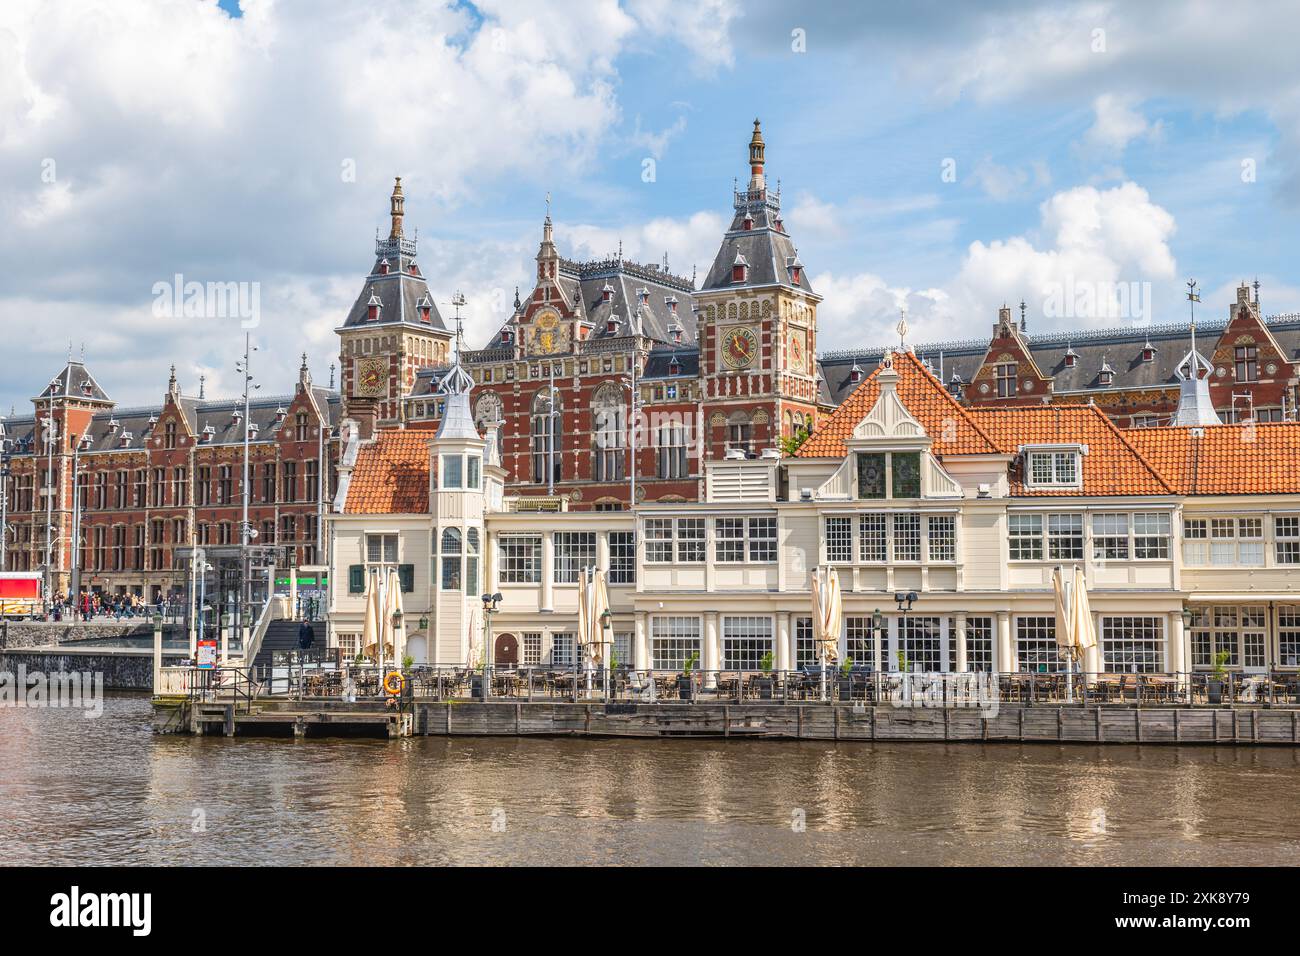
1125, 423, 1300, 495
343, 425, 435, 514
969, 405, 1173, 496
798, 351, 1001, 458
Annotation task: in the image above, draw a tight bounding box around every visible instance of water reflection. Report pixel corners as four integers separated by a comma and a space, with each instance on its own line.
1, 696, 1298, 865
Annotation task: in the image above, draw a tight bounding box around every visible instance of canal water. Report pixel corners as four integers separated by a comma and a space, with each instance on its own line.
2, 695, 1298, 865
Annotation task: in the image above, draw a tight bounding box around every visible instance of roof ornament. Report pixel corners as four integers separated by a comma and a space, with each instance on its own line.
1019, 299, 1027, 333
328, 363, 335, 389
198, 374, 206, 399
896, 310, 909, 350
1171, 278, 1223, 426
436, 292, 480, 441
389, 177, 405, 240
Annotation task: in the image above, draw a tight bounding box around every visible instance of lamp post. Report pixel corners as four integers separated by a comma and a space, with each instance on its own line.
481, 591, 502, 698
234, 334, 259, 653
894, 591, 917, 702
0, 426, 11, 572
600, 607, 613, 699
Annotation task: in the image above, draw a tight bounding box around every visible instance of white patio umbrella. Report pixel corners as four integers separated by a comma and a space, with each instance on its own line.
1071, 565, 1099, 674
384, 566, 405, 666
1053, 566, 1077, 700
812, 566, 843, 700
360, 569, 380, 663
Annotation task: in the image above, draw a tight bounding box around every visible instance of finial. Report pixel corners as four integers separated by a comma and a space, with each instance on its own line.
329, 363, 335, 389
896, 310, 909, 349
389, 176, 405, 240
300, 351, 308, 371
514, 286, 521, 310
545, 191, 551, 222
1019, 299, 1027, 332
199, 374, 206, 399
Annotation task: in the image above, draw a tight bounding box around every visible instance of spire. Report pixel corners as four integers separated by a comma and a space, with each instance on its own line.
436, 292, 478, 441
389, 177, 405, 240
167, 364, 179, 398
748, 118, 766, 191
299, 352, 312, 388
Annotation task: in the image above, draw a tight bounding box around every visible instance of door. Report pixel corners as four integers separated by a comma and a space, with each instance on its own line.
494, 633, 519, 667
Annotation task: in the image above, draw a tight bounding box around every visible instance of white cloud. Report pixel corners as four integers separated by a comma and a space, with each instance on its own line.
969, 157, 1052, 201
0, 0, 722, 408
1084, 94, 1152, 152
558, 210, 727, 284
815, 179, 1180, 351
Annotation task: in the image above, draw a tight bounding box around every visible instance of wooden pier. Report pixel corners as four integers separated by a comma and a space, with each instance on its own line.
152, 697, 1300, 745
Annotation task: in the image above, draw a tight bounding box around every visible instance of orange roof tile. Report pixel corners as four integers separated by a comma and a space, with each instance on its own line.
798, 351, 1001, 458
969, 405, 1173, 497
343, 425, 435, 514
1126, 422, 1300, 495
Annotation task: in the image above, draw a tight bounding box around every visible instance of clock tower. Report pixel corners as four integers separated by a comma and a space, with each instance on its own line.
337, 178, 452, 434
697, 120, 822, 459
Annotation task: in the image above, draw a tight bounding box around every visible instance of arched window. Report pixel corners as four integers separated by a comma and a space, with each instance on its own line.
592, 384, 625, 482
531, 390, 562, 485
440, 528, 462, 590
726, 411, 753, 457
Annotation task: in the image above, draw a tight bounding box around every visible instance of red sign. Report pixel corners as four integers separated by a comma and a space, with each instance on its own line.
197, 640, 218, 670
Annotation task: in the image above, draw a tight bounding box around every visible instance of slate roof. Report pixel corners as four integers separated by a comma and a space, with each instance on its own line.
817, 314, 1300, 406
1126, 423, 1300, 495
31, 360, 112, 404
2, 391, 341, 457
561, 257, 696, 348
343, 425, 438, 514
642, 347, 698, 380
700, 188, 814, 296
338, 244, 446, 332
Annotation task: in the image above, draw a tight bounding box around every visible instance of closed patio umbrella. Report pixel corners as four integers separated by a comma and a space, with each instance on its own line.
812, 567, 842, 700
1071, 565, 1099, 674
360, 569, 380, 662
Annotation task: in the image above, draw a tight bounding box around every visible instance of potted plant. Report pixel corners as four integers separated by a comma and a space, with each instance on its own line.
402, 654, 414, 672
754, 651, 776, 699
1208, 649, 1231, 704
837, 656, 856, 700
678, 651, 699, 700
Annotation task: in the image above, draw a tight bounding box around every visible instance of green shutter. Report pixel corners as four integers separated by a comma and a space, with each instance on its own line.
348, 565, 364, 593
399, 564, 415, 592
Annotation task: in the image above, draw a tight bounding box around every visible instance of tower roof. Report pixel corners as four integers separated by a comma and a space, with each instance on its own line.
32, 359, 112, 405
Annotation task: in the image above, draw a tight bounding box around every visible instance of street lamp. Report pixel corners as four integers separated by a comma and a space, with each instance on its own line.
481, 592, 503, 698
894, 592, 917, 673
871, 607, 884, 672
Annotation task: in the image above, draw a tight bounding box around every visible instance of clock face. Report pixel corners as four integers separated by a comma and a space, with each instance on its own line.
789, 330, 805, 372
722, 326, 758, 370
355, 358, 386, 397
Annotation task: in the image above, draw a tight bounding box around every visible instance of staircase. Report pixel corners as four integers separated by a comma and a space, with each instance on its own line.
252, 620, 311, 670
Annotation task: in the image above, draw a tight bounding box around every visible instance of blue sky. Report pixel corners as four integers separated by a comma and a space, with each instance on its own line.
2, 0, 1298, 411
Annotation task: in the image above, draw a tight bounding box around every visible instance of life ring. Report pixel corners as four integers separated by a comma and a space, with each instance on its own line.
383, 671, 404, 697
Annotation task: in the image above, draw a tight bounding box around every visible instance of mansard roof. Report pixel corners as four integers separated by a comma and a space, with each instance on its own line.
559, 257, 696, 347
32, 359, 112, 405
340, 264, 446, 332
1126, 422, 1300, 495
700, 196, 814, 296
798, 351, 1000, 458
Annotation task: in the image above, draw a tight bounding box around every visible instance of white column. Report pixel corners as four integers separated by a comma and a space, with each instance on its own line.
540, 533, 554, 612
704, 612, 720, 674
996, 611, 1012, 673
634, 611, 648, 670
1168, 611, 1185, 674
955, 613, 968, 673
776, 611, 791, 672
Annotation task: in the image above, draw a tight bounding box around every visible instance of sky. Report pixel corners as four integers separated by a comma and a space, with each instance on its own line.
2, 0, 1300, 412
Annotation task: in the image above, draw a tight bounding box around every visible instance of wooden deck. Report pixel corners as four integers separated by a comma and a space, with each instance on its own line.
153, 698, 1300, 744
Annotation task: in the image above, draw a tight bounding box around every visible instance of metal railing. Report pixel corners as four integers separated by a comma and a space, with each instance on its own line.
245, 666, 1300, 707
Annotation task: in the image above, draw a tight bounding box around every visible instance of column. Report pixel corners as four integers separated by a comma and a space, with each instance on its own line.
776, 611, 791, 672
1167, 611, 1185, 674
540, 532, 554, 613
996, 611, 1012, 673
704, 612, 720, 675
955, 613, 968, 673
634, 611, 648, 670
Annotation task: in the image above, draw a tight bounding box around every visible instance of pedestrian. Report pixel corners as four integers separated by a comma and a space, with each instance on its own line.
298, 619, 316, 650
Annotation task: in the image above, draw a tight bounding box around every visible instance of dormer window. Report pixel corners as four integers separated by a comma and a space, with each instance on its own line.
850, 362, 863, 384
669, 322, 683, 345
201, 425, 216, 442
1098, 361, 1114, 387
119, 431, 133, 448
638, 287, 650, 306
606, 317, 619, 334
601, 282, 613, 303
774, 217, 784, 232
366, 288, 382, 322
80, 381, 93, 396
410, 263, 420, 276
742, 214, 753, 230
416, 293, 433, 324
732, 252, 749, 283
378, 258, 390, 275
787, 255, 803, 286
665, 295, 678, 314
500, 328, 512, 345
1064, 348, 1077, 368
1024, 446, 1084, 489
669, 357, 680, 376
1141, 341, 1155, 363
